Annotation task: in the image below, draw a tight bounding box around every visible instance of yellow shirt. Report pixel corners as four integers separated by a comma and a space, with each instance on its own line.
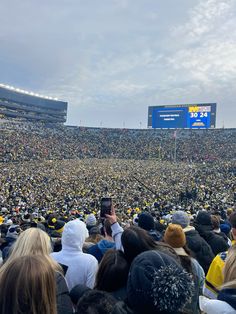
204, 240, 236, 298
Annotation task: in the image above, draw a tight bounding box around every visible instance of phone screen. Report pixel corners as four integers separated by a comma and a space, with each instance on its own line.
100, 197, 112, 218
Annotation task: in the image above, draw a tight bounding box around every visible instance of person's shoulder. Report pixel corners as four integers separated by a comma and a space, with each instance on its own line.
199, 296, 236, 314
81, 252, 98, 264
219, 251, 228, 262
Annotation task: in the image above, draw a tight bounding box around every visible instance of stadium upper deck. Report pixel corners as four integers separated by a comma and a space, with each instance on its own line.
0, 84, 67, 123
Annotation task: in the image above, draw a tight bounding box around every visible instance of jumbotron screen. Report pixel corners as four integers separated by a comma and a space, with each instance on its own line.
148, 103, 217, 129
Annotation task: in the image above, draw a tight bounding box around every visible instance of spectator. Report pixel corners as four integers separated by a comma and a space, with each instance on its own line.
86, 214, 97, 231
164, 224, 205, 313
1, 224, 21, 261
69, 284, 91, 308
0, 227, 73, 314
88, 219, 115, 263
194, 211, 229, 255
76, 290, 117, 314
211, 215, 231, 246
51, 219, 98, 290
172, 210, 214, 273
138, 212, 162, 241
83, 226, 103, 253
204, 212, 236, 299
95, 249, 129, 301
127, 250, 194, 314
0, 255, 57, 314
200, 245, 236, 313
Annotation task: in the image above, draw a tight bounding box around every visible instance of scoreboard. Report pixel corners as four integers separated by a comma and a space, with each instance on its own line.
148, 103, 217, 129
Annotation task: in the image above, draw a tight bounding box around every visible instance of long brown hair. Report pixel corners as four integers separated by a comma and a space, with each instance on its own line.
121, 226, 159, 263
95, 249, 129, 291
0, 255, 57, 314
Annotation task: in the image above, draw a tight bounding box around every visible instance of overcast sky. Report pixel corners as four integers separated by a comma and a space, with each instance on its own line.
0, 0, 235, 128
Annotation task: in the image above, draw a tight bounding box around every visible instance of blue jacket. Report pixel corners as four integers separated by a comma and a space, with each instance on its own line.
88, 239, 115, 262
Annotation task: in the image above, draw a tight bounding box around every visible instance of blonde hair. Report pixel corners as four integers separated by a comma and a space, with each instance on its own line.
222, 246, 236, 289
0, 255, 57, 314
0, 228, 61, 275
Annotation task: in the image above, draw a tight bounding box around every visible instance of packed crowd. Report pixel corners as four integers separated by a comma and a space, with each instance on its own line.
0, 120, 235, 162
0, 120, 236, 313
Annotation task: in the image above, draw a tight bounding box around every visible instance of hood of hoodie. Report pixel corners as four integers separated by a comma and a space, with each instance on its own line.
97, 239, 115, 254
194, 222, 213, 235
62, 219, 88, 251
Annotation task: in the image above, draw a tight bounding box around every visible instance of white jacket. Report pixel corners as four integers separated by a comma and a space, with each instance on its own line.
199, 296, 236, 314
51, 219, 98, 291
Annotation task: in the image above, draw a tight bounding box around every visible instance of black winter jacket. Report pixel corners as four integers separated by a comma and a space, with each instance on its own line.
185, 228, 214, 274
194, 224, 229, 256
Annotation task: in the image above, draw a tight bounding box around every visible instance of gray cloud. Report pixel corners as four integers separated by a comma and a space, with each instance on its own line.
0, 0, 235, 127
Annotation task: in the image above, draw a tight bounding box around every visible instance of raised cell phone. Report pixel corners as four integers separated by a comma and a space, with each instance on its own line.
100, 197, 112, 218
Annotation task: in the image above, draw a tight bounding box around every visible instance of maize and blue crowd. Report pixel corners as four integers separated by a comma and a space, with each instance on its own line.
0, 120, 236, 313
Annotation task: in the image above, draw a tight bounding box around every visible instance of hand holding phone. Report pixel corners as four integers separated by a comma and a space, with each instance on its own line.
104, 205, 117, 225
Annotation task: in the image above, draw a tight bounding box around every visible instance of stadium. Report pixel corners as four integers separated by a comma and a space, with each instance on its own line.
0, 84, 67, 123
0, 84, 235, 313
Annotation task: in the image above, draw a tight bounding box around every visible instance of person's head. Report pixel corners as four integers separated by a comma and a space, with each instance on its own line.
164, 224, 193, 274
227, 208, 233, 218
172, 211, 190, 229
69, 284, 91, 306
138, 212, 155, 231
86, 214, 97, 230
76, 290, 117, 314
6, 224, 21, 239
0, 255, 57, 314
127, 250, 194, 314
121, 226, 157, 264
95, 249, 129, 292
195, 211, 212, 226
211, 215, 220, 230
222, 245, 236, 289
54, 220, 65, 234
0, 227, 60, 274
164, 224, 186, 253
62, 219, 88, 251
86, 226, 103, 244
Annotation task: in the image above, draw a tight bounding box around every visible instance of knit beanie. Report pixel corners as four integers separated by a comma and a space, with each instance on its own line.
138, 212, 154, 231
195, 211, 211, 226
127, 250, 194, 314
6, 224, 21, 239
220, 223, 231, 235
47, 214, 58, 229
69, 284, 91, 305
172, 211, 190, 229
89, 226, 101, 236
164, 224, 186, 248
86, 214, 97, 228
54, 220, 65, 233
21, 213, 31, 223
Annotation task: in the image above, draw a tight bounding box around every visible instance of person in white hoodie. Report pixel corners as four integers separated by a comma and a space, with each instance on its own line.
51, 219, 98, 291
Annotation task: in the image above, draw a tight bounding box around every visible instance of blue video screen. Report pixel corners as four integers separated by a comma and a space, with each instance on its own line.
151, 105, 212, 129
